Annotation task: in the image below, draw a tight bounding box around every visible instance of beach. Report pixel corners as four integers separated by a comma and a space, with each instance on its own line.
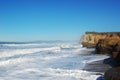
83, 59, 111, 73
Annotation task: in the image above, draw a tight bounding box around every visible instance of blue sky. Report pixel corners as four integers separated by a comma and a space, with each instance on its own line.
0, 0, 120, 41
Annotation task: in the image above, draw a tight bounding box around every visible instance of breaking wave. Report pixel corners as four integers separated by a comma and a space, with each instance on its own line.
0, 41, 107, 80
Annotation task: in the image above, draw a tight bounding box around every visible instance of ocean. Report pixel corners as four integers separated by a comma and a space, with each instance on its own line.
0, 41, 108, 80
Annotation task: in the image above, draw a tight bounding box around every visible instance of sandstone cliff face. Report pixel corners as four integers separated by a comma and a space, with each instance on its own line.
81, 32, 120, 48
96, 37, 120, 54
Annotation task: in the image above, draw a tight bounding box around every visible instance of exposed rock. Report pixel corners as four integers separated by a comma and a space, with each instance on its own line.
103, 58, 119, 67
81, 32, 120, 80
104, 67, 120, 80
96, 37, 120, 65
81, 32, 120, 48
96, 37, 120, 54
83, 59, 111, 72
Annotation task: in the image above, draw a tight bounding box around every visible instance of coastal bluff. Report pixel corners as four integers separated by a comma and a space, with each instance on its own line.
81, 32, 120, 61
96, 37, 120, 80
81, 32, 120, 48
81, 32, 120, 80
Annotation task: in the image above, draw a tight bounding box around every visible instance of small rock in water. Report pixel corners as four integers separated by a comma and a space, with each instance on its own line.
96, 76, 104, 80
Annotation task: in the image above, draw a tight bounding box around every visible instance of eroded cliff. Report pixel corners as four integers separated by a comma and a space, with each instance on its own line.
81, 32, 120, 80
81, 32, 120, 48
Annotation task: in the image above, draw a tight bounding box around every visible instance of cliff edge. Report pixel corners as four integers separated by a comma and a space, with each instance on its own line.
81, 32, 120, 48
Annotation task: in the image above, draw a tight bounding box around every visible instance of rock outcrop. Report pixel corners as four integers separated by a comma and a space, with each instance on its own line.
81, 32, 120, 80
81, 32, 120, 48
104, 67, 120, 80
96, 37, 120, 54
96, 37, 120, 66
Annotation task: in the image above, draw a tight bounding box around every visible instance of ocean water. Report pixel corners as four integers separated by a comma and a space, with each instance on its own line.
0, 41, 108, 80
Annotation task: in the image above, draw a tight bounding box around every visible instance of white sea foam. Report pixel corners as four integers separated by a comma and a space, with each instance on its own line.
40, 54, 70, 60
0, 58, 33, 67
3, 43, 39, 47
83, 55, 109, 64
0, 42, 106, 80
0, 47, 61, 58
10, 68, 99, 80
74, 47, 87, 52
2, 43, 53, 47
47, 68, 99, 80
60, 44, 82, 49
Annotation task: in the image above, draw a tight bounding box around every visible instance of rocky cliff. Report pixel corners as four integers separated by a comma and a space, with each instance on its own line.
96, 37, 120, 65
96, 37, 120, 54
81, 32, 120, 48
81, 32, 120, 80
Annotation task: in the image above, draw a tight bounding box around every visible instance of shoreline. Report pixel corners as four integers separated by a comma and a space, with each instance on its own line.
80, 49, 111, 73
83, 59, 111, 73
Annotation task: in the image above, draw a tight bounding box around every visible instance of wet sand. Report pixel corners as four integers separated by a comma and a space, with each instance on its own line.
83, 59, 111, 73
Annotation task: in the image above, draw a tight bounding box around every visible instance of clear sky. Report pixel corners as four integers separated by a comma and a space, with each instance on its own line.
0, 0, 120, 41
